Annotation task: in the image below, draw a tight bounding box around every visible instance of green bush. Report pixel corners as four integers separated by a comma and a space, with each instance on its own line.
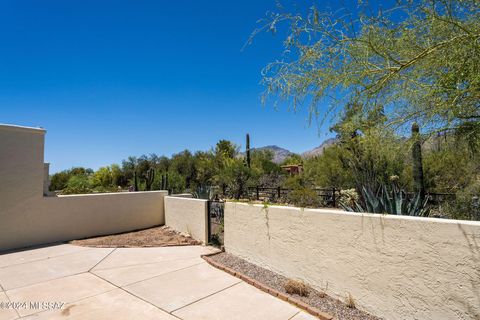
436, 179, 480, 220
287, 188, 322, 208
61, 175, 93, 195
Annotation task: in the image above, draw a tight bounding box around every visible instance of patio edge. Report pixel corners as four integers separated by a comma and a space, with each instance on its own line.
201, 253, 334, 320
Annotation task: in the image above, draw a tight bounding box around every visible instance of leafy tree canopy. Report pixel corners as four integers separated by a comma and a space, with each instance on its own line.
255, 0, 480, 138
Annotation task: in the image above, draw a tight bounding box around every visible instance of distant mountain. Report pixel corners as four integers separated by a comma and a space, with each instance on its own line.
301, 138, 338, 158
242, 138, 338, 164
251, 145, 296, 164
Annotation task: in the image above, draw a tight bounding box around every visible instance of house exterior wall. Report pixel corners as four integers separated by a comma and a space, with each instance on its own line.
0, 124, 167, 252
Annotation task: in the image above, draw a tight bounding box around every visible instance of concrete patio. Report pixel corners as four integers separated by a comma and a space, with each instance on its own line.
0, 244, 315, 320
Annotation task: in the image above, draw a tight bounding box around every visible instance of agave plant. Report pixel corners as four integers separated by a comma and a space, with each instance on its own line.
192, 185, 214, 200
340, 184, 429, 216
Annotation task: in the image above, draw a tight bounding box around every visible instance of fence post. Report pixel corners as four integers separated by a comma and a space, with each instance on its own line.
256, 186, 259, 200
277, 186, 281, 199
332, 187, 336, 207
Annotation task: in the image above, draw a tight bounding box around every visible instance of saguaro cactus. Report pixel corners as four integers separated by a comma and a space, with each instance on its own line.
246, 133, 251, 168
134, 171, 139, 192
160, 173, 169, 190
165, 173, 169, 194
145, 168, 155, 191
412, 123, 426, 202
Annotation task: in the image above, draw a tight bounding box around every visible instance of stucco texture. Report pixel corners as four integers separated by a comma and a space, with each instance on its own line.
0, 124, 167, 252
164, 196, 208, 243
224, 202, 480, 320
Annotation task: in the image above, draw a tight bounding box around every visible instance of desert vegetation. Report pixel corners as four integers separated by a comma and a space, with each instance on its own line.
50, 0, 479, 220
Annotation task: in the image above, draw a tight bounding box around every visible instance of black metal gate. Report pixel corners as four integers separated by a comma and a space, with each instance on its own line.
207, 200, 224, 246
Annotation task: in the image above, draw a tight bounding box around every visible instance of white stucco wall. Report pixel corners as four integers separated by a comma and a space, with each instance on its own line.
0, 124, 167, 252
164, 196, 208, 243
224, 202, 480, 320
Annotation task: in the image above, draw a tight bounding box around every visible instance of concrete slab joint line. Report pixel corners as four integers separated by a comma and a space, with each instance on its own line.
88, 248, 117, 272
0, 245, 316, 319
201, 254, 334, 320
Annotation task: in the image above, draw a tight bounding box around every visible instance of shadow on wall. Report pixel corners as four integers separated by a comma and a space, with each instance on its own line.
456, 223, 480, 319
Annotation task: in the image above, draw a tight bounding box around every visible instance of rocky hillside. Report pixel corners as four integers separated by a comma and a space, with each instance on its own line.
301, 138, 338, 158
243, 138, 338, 164
250, 145, 296, 164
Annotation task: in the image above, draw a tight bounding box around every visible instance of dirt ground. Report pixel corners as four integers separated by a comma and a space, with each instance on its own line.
70, 225, 201, 248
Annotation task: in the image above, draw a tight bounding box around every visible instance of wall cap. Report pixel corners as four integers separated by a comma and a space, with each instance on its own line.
227, 201, 480, 227
0, 123, 46, 134
165, 196, 208, 202
56, 190, 168, 198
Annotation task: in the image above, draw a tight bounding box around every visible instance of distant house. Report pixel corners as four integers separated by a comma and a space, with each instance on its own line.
281, 164, 303, 176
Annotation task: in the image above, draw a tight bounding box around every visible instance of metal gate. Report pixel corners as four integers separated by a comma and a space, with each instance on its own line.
207, 200, 224, 246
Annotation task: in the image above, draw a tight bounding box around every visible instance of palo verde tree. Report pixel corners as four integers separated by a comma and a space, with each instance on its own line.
252, 0, 480, 138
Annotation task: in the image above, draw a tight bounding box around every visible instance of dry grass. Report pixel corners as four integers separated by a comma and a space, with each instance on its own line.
345, 292, 356, 309
284, 279, 310, 297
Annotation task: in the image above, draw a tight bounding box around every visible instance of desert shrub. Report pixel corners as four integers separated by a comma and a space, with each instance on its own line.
423, 148, 476, 193
258, 172, 285, 188
282, 175, 304, 189
436, 178, 480, 220
303, 145, 355, 189
49, 167, 93, 191
92, 185, 120, 193
61, 175, 93, 195
49, 170, 70, 191
287, 188, 322, 208
284, 279, 310, 297
339, 188, 359, 207
164, 171, 186, 194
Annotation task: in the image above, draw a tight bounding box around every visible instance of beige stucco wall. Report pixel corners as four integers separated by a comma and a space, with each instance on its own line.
224, 202, 480, 320
164, 196, 208, 243
43, 163, 51, 196
0, 124, 45, 212
0, 124, 167, 252
0, 191, 167, 251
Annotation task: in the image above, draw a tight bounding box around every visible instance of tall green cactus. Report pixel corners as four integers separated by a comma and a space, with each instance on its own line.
145, 168, 155, 191
411, 123, 426, 202
134, 171, 139, 192
160, 173, 169, 190
246, 133, 251, 168
165, 173, 170, 194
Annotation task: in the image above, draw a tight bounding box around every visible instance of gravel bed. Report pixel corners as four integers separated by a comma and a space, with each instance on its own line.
70, 225, 201, 247
209, 252, 382, 320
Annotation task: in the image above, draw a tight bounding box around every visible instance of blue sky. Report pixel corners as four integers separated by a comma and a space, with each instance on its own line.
0, 0, 341, 172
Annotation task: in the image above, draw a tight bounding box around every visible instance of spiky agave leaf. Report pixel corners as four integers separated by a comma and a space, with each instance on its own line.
346, 183, 429, 216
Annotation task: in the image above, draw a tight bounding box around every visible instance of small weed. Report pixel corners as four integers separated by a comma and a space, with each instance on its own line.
284, 279, 310, 297
319, 282, 328, 298
262, 200, 270, 209
345, 292, 356, 309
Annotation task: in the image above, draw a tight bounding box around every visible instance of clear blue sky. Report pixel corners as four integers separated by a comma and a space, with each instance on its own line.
0, 0, 340, 173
